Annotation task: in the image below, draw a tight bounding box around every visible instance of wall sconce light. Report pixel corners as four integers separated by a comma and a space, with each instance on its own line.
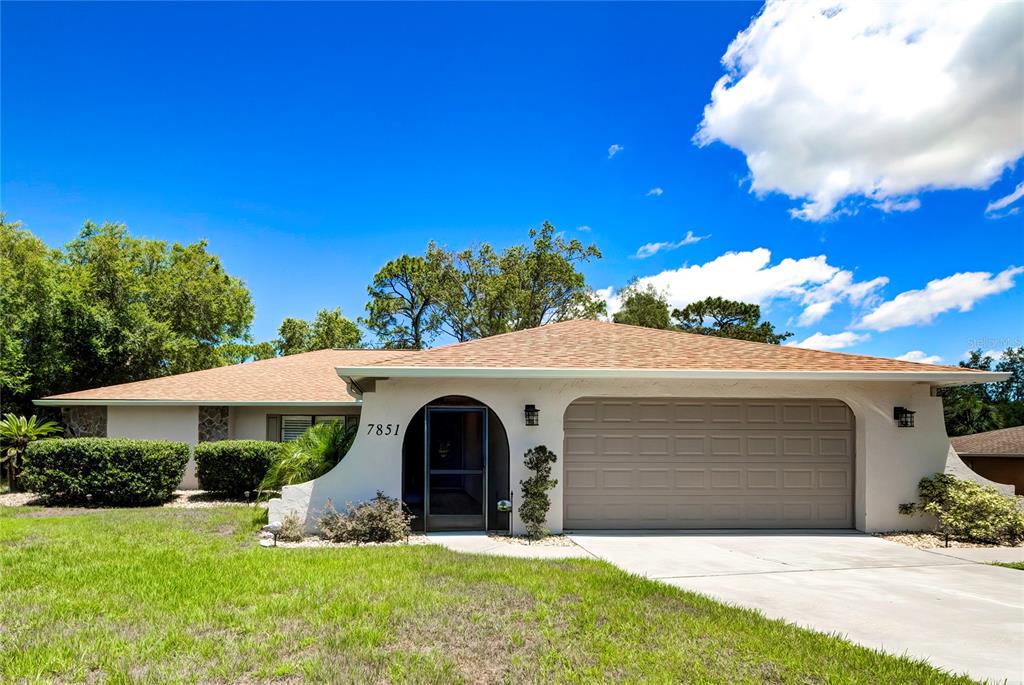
893, 406, 915, 428
524, 404, 540, 426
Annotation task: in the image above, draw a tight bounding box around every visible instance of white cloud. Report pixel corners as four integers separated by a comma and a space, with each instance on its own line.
789, 331, 870, 351
796, 301, 834, 327
873, 198, 921, 213
605, 248, 886, 324
696, 1, 1024, 220
576, 224, 592, 232
646, 187, 664, 196
797, 270, 889, 325
607, 144, 624, 159
859, 266, 1024, 331
986, 182, 1024, 215
895, 350, 943, 364
633, 231, 710, 258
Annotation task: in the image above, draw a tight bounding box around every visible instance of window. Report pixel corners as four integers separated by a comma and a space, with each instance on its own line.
268, 415, 352, 442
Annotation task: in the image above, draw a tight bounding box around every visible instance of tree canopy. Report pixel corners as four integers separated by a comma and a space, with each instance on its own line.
273, 308, 362, 356
1, 217, 255, 416
672, 297, 793, 344
940, 348, 1024, 436
362, 221, 605, 348
611, 282, 673, 330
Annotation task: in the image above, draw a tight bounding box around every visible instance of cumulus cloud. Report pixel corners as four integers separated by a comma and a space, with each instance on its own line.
633, 231, 710, 258
797, 270, 889, 325
605, 248, 885, 325
646, 187, 664, 196
789, 331, 870, 351
986, 182, 1024, 217
576, 224, 592, 232
895, 350, 943, 365
607, 144, 624, 159
859, 266, 1024, 331
696, 1, 1024, 220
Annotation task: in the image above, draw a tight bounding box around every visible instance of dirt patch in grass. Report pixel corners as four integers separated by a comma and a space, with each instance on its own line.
15, 506, 108, 518
876, 531, 1021, 549
389, 580, 556, 684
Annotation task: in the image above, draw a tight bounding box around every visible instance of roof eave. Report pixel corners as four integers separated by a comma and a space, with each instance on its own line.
34, 399, 363, 407
335, 366, 1010, 386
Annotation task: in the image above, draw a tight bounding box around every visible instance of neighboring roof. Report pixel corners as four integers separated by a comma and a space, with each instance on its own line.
336, 320, 1005, 385
951, 426, 1024, 456
37, 349, 411, 405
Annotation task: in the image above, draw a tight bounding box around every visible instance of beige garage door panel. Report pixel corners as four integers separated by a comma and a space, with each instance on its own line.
564, 398, 854, 529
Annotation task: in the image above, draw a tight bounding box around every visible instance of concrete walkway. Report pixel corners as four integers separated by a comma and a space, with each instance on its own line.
568, 531, 1024, 684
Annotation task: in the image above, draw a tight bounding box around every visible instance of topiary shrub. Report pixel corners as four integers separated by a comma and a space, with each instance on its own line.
317, 492, 412, 544
900, 473, 1024, 545
195, 440, 279, 496
519, 445, 558, 539
22, 438, 188, 506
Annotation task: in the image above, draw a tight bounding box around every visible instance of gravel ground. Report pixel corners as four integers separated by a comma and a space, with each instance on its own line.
875, 531, 1021, 549
0, 491, 45, 507
487, 532, 578, 547
165, 490, 267, 509
260, 532, 432, 548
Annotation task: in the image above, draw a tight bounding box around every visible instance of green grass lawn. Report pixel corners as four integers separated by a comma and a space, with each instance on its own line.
993, 561, 1024, 570
0, 506, 976, 684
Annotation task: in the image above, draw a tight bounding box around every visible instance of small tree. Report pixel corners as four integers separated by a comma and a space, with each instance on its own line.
0, 413, 61, 491
519, 445, 558, 538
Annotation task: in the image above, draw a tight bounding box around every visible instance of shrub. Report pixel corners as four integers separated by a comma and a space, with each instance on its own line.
23, 438, 188, 506
278, 512, 305, 542
519, 445, 558, 539
195, 440, 279, 496
317, 491, 411, 543
260, 421, 356, 493
901, 473, 1024, 545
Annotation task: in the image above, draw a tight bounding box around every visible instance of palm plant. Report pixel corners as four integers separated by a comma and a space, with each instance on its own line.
0, 413, 62, 491
259, 420, 356, 494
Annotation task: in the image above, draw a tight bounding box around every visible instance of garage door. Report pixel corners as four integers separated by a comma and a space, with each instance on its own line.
563, 398, 854, 529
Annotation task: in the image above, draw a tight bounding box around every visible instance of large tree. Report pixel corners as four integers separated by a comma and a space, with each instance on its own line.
940, 348, 1024, 436
361, 254, 437, 349
612, 282, 673, 330
272, 308, 363, 356
1, 218, 256, 415
672, 297, 793, 344
363, 221, 605, 347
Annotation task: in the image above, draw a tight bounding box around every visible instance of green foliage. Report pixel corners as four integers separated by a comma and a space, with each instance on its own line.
939, 347, 1024, 436
194, 440, 280, 496
362, 254, 437, 349
22, 438, 188, 505
0, 413, 62, 491
1, 217, 255, 416
260, 421, 356, 492
672, 296, 793, 344
612, 282, 672, 329
362, 221, 604, 347
316, 491, 412, 543
518, 445, 558, 538
273, 308, 362, 356
901, 473, 1024, 545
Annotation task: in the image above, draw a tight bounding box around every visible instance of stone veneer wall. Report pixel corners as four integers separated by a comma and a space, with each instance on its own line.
198, 406, 230, 442
61, 406, 107, 437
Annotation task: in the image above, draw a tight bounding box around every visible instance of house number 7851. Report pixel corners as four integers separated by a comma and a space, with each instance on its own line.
366, 423, 399, 436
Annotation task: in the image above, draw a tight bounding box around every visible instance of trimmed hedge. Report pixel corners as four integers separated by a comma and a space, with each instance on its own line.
194, 440, 279, 496
23, 438, 189, 506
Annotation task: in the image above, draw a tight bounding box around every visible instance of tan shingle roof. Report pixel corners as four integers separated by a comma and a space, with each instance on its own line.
345, 320, 979, 374
40, 349, 410, 404
951, 426, 1024, 456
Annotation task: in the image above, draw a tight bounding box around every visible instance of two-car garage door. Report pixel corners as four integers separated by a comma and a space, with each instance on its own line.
563, 398, 854, 529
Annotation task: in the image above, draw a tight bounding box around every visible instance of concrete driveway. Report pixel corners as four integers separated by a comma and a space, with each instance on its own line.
568, 531, 1024, 684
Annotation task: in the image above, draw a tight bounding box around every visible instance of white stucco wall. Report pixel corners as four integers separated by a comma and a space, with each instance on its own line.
107, 406, 200, 488
269, 377, 951, 535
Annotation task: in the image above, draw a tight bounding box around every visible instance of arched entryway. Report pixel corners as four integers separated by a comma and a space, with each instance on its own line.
402, 395, 510, 532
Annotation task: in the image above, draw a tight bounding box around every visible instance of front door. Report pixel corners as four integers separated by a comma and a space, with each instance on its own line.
425, 407, 487, 530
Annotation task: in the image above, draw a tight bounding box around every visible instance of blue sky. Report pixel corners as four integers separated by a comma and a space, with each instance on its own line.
3, 2, 1022, 364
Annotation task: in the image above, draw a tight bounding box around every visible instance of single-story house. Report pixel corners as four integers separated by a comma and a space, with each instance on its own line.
37, 320, 1007, 535
951, 426, 1024, 495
